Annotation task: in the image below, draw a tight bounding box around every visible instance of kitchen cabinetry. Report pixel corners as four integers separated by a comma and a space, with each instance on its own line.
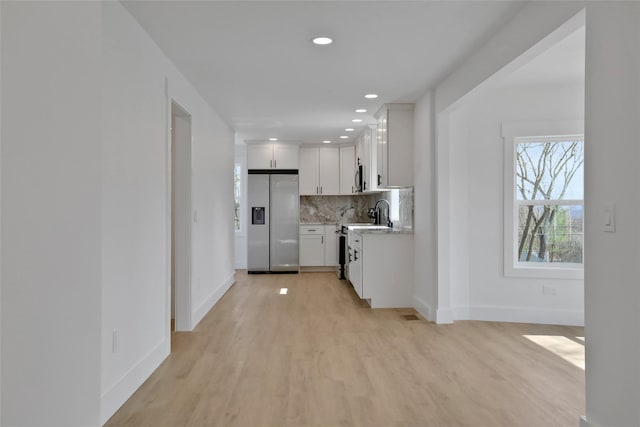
347, 231, 363, 297
347, 230, 414, 308
299, 225, 324, 266
339, 145, 356, 194
323, 225, 337, 266
355, 125, 376, 192
299, 147, 339, 195
299, 224, 338, 267
247, 143, 299, 170
375, 104, 414, 187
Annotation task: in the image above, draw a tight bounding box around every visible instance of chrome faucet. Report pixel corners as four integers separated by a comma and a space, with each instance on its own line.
374, 199, 392, 228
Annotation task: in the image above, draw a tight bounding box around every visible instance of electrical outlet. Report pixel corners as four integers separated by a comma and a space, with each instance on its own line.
543, 286, 557, 296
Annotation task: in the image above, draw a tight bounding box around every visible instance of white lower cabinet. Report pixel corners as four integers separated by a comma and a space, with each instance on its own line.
348, 230, 414, 308
323, 225, 337, 266
348, 232, 363, 297
300, 226, 324, 266
299, 225, 338, 267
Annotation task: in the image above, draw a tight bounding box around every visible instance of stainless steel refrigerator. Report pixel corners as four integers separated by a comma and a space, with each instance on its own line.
247, 171, 299, 273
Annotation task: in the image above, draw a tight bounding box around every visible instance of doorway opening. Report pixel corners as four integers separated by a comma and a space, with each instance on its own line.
171, 101, 192, 332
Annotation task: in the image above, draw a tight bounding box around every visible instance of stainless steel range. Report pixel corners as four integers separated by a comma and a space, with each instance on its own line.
336, 224, 349, 279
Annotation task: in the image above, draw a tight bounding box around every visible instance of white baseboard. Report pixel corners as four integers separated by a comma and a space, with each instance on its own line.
192, 271, 235, 328
453, 304, 584, 326
100, 337, 170, 425
413, 295, 435, 322
580, 415, 600, 427
436, 307, 454, 324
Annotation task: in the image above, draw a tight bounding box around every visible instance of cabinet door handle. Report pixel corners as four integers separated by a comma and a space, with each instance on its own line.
274, 159, 277, 168
316, 186, 319, 194
352, 185, 354, 193
270, 159, 273, 168
321, 235, 324, 244
307, 229, 316, 232
354, 249, 358, 261
320, 186, 323, 194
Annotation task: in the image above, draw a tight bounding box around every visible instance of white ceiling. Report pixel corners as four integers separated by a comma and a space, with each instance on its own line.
122, 1, 527, 144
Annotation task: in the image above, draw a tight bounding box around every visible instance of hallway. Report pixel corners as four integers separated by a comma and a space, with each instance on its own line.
106, 272, 584, 426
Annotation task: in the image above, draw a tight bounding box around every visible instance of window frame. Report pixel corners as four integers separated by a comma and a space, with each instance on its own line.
502, 121, 584, 280
234, 162, 243, 234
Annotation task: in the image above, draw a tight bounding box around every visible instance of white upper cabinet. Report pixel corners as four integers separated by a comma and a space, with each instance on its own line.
339, 145, 356, 194
273, 144, 299, 169
299, 146, 339, 195
355, 125, 376, 192
375, 104, 414, 187
299, 148, 319, 195
247, 143, 299, 170
247, 144, 274, 169
319, 147, 339, 195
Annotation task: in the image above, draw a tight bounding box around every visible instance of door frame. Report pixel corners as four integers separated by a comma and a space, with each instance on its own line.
169, 97, 193, 333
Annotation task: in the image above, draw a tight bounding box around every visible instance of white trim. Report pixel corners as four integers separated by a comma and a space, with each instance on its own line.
453, 304, 584, 326
171, 100, 193, 332
501, 120, 584, 139
436, 307, 454, 324
100, 338, 170, 425
413, 295, 435, 322
580, 416, 601, 427
191, 272, 236, 329
503, 121, 584, 280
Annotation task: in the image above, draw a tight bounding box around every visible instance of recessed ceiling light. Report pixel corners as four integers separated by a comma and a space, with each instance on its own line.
323, 140, 332, 144
312, 36, 333, 45
345, 128, 355, 132
355, 109, 367, 113
352, 119, 362, 123
364, 93, 378, 99
340, 135, 348, 139
268, 138, 278, 141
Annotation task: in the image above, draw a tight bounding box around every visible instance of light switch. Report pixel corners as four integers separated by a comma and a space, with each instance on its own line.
603, 203, 615, 232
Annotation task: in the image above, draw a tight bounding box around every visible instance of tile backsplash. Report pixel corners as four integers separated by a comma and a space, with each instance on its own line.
300, 194, 376, 224
300, 187, 413, 229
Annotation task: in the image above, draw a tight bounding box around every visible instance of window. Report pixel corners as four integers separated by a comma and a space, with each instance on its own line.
234, 163, 241, 232
503, 121, 584, 279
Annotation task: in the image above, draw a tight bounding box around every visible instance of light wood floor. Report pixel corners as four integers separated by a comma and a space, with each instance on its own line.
106, 271, 584, 427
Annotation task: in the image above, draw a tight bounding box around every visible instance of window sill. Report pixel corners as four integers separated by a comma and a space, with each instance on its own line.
505, 264, 583, 280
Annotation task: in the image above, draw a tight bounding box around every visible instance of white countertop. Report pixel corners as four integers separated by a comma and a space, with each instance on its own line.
348, 224, 414, 235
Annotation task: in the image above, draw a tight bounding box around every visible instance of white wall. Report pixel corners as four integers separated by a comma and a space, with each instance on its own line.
419, 1, 640, 425
428, 3, 586, 325
234, 140, 248, 269
448, 83, 585, 325
1, 2, 235, 425
0, 2, 3, 421
412, 91, 437, 321
583, 4, 640, 427
1, 2, 103, 425
99, 2, 235, 423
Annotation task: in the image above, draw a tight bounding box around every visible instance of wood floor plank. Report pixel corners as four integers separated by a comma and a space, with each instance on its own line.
105, 271, 584, 427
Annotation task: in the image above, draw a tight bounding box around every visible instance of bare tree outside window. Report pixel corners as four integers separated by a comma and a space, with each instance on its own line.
516, 138, 584, 264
